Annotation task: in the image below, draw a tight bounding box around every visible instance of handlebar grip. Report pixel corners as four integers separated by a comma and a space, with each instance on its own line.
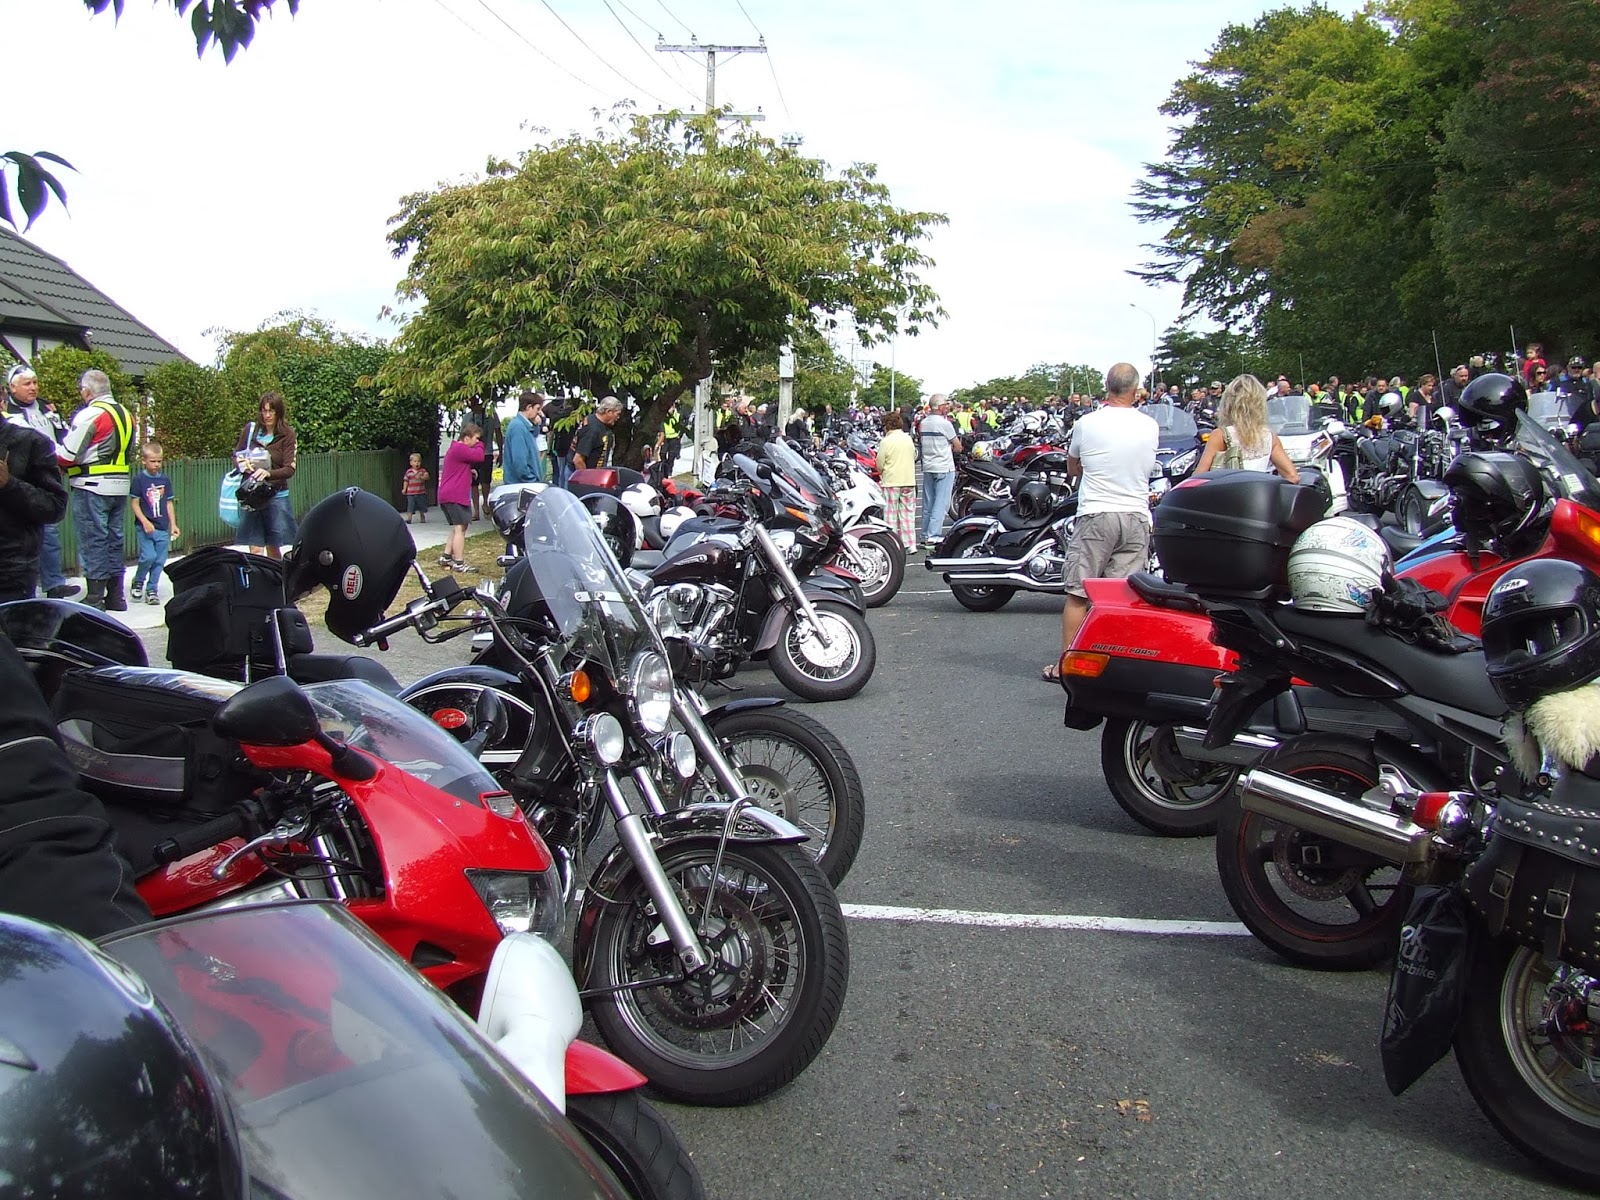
151, 808, 251, 866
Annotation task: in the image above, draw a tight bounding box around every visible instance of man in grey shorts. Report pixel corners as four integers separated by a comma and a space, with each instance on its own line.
1044, 362, 1158, 680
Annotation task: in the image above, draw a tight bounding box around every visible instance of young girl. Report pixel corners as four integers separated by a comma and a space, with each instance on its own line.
401, 453, 430, 524
437, 424, 483, 572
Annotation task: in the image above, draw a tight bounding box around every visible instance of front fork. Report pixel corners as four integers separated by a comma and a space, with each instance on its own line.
752, 523, 833, 647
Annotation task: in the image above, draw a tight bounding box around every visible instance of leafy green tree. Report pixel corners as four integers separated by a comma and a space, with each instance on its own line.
278, 344, 439, 455
213, 310, 345, 435
856, 364, 922, 410
31, 346, 135, 420
382, 111, 946, 466
950, 361, 1100, 406
145, 359, 232, 457
732, 325, 858, 416
1153, 324, 1271, 390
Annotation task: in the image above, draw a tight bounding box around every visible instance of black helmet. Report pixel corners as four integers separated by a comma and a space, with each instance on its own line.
1444, 451, 1546, 555
285, 487, 416, 643
579, 492, 637, 568
1456, 372, 1528, 445
1014, 479, 1053, 521
1481, 558, 1600, 712
0, 914, 245, 1198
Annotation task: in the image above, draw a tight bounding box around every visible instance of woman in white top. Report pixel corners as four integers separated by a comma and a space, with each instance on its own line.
1194, 373, 1300, 482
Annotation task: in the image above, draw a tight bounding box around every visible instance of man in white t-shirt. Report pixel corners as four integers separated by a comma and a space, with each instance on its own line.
917, 394, 962, 548
1045, 362, 1158, 681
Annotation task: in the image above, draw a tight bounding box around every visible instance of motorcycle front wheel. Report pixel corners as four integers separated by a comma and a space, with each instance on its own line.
690, 706, 866, 886
1100, 717, 1232, 837
944, 528, 1015, 612
1214, 734, 1409, 969
586, 841, 850, 1106
845, 530, 904, 608
768, 601, 876, 702
1455, 940, 1600, 1189
566, 1091, 707, 1200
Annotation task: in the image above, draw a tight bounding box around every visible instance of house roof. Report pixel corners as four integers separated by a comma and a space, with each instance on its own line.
0, 226, 189, 376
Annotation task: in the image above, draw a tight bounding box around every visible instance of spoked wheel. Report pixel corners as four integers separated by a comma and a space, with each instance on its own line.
691, 706, 866, 886
1099, 717, 1233, 837
945, 528, 1014, 612
586, 841, 850, 1106
565, 1091, 707, 1200
768, 601, 876, 702
1455, 941, 1600, 1189
1214, 734, 1409, 969
843, 530, 904, 608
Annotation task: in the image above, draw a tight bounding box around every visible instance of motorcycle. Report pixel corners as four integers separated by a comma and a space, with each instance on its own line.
924, 483, 1080, 612
1267, 394, 1348, 515
813, 444, 907, 607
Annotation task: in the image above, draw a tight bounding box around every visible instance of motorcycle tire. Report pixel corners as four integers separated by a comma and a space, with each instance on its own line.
1214, 734, 1409, 970
694, 706, 866, 887
586, 840, 850, 1106
944, 528, 1015, 613
768, 601, 875, 702
1454, 939, 1600, 1190
566, 1091, 707, 1200
1100, 717, 1231, 837
1396, 487, 1427, 536
848, 530, 905, 608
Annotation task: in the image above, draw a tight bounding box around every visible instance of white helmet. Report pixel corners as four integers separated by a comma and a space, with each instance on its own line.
971, 441, 992, 460
1287, 517, 1390, 613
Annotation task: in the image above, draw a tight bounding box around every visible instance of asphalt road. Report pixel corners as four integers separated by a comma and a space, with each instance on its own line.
132, 572, 1584, 1200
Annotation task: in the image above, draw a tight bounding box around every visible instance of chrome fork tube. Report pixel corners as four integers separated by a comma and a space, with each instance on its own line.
671, 689, 757, 804
751, 522, 832, 647
602, 771, 712, 973
631, 765, 670, 817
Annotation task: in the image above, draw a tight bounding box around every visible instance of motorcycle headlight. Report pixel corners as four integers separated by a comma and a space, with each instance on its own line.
579, 712, 626, 764
667, 731, 697, 779
629, 651, 673, 734
466, 868, 566, 942
1166, 449, 1197, 475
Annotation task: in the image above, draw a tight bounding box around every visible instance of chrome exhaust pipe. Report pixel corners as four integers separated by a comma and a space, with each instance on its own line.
929, 562, 1065, 590
1173, 727, 1279, 767
1238, 769, 1434, 865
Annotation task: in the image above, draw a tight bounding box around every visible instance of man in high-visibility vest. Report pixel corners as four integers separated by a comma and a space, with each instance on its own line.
59, 370, 132, 611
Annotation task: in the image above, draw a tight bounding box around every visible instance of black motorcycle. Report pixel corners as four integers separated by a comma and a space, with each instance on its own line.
925, 481, 1080, 612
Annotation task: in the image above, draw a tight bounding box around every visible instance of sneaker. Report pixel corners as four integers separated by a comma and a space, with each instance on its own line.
44, 583, 81, 600
145, 590, 161, 606
452, 559, 475, 573
437, 554, 453, 568
129, 582, 143, 601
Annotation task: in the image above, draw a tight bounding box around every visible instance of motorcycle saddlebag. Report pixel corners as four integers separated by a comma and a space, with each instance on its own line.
164, 546, 288, 681
51, 665, 264, 816
1463, 775, 1600, 972
1153, 470, 1328, 593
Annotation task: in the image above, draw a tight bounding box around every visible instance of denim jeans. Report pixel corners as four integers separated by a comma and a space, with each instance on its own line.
237, 491, 297, 549
39, 521, 64, 590
70, 487, 128, 582
133, 529, 170, 590
920, 470, 954, 544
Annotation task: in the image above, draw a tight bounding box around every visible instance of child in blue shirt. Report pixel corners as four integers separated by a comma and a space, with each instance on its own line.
130, 440, 180, 606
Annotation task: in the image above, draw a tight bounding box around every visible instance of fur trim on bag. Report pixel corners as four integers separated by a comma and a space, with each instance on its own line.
1511, 682, 1600, 774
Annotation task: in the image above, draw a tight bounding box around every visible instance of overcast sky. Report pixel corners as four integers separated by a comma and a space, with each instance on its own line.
9, 0, 1346, 393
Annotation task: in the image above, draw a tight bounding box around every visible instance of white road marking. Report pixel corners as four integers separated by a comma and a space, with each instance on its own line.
842, 903, 1250, 937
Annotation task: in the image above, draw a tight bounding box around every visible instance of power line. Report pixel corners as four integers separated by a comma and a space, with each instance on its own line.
471, 0, 612, 98
728, 0, 789, 120
611, 0, 660, 36
424, 0, 488, 38
653, 0, 695, 37
527, 0, 674, 107
602, 0, 700, 103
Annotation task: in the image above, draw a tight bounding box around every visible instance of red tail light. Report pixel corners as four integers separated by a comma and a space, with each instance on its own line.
1413, 791, 1451, 830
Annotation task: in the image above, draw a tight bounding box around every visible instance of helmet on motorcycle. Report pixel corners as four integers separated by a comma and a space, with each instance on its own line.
285, 487, 416, 644
1443, 451, 1546, 555
1014, 479, 1053, 522
971, 441, 992, 461
1456, 372, 1528, 444
578, 492, 637, 568
658, 505, 695, 544
1286, 517, 1390, 613
1481, 558, 1600, 712
0, 914, 245, 1199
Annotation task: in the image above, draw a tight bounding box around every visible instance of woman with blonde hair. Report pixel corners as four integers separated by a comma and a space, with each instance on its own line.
1194, 374, 1299, 482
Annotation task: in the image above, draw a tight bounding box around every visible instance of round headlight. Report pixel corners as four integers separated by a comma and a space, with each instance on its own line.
629, 651, 673, 734
585, 713, 626, 765
668, 731, 697, 780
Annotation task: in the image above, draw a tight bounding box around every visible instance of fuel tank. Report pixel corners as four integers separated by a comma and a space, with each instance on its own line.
650, 541, 744, 586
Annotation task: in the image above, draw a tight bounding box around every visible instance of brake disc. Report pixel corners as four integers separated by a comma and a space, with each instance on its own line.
1272, 830, 1362, 901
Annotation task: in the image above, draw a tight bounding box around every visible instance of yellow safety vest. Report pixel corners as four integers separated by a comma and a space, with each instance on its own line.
69, 398, 132, 477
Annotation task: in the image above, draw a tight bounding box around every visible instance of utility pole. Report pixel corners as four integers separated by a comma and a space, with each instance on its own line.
657, 36, 768, 122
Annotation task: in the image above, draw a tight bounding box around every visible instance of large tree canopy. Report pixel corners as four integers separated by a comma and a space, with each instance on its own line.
380, 111, 946, 462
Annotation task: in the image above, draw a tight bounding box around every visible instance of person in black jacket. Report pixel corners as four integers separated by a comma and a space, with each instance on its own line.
0, 419, 68, 602
0, 630, 151, 936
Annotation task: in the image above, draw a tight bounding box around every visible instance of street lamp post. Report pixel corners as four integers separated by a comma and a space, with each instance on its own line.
1130, 303, 1159, 392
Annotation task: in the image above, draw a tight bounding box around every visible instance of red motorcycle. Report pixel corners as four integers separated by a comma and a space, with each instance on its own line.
1, 603, 703, 1200
1059, 414, 1600, 836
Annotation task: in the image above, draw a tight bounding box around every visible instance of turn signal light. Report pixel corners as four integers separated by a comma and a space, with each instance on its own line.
565, 668, 593, 704
1413, 791, 1451, 830
1059, 651, 1109, 678
1576, 509, 1600, 550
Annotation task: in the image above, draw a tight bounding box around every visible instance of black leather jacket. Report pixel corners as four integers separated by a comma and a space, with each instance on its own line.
0, 421, 68, 593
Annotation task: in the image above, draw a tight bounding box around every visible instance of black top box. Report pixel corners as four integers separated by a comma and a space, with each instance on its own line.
1153, 470, 1330, 593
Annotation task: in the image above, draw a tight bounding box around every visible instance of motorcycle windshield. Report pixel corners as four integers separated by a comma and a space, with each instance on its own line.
520, 486, 664, 680
762, 438, 833, 502
99, 902, 622, 1200
1145, 403, 1198, 443
1527, 390, 1574, 429
1267, 395, 1312, 435
1515, 411, 1600, 509
301, 679, 501, 806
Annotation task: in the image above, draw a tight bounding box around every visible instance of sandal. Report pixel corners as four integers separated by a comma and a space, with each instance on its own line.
1041, 662, 1062, 683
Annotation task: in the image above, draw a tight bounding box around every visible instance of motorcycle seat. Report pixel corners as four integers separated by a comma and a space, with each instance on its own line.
1128, 571, 1203, 613
968, 498, 1008, 517
1379, 526, 1427, 558
997, 506, 1054, 533
1274, 608, 1503, 717
289, 653, 403, 696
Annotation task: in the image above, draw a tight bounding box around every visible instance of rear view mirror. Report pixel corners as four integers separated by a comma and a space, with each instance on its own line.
212, 675, 319, 746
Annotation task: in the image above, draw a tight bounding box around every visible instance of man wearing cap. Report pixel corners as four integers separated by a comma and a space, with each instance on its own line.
59, 370, 133, 611
0, 366, 69, 603
5, 365, 76, 599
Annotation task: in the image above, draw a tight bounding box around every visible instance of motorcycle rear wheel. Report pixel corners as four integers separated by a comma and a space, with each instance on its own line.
566, 1091, 707, 1200
1214, 734, 1409, 969
1455, 940, 1600, 1190
945, 528, 1015, 612
768, 602, 875, 702
848, 530, 905, 608
586, 841, 849, 1106
690, 706, 866, 886
1100, 717, 1230, 837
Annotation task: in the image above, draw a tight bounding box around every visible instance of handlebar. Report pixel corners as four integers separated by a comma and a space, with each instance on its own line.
350, 581, 473, 647
151, 805, 256, 866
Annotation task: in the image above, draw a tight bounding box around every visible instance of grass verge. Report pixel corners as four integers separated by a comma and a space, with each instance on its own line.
296, 528, 506, 627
